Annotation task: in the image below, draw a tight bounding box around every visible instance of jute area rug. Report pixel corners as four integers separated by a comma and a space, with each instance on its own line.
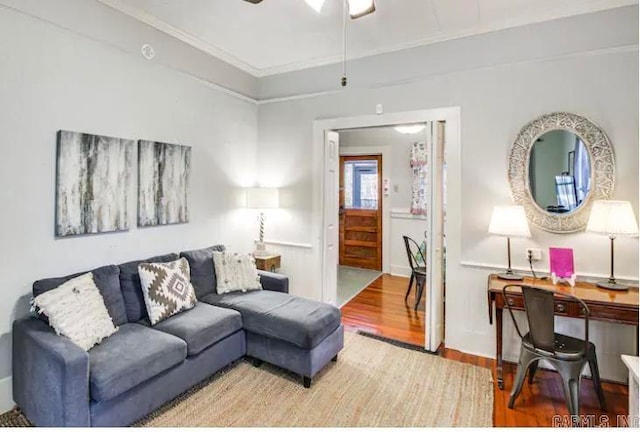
1, 332, 493, 427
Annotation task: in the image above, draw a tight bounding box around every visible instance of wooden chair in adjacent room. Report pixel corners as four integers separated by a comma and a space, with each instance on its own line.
402, 235, 427, 311
503, 284, 606, 417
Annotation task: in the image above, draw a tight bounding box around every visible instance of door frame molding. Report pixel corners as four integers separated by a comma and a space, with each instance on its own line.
312, 107, 461, 350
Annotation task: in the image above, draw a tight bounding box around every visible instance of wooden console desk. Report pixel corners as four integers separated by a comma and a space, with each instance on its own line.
487, 274, 639, 390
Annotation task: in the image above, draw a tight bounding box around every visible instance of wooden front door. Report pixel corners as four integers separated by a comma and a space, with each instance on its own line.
339, 155, 382, 271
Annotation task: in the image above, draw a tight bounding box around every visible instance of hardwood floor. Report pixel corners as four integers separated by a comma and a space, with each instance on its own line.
442, 348, 629, 427
340, 273, 426, 346
341, 273, 630, 427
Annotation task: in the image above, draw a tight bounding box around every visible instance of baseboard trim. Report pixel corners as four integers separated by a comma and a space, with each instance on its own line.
0, 376, 13, 414
390, 265, 411, 278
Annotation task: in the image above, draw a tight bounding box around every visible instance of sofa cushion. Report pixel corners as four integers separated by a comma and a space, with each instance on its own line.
89, 323, 186, 402
179, 245, 225, 299
147, 302, 243, 356
201, 291, 341, 350
33, 265, 127, 326
119, 253, 179, 323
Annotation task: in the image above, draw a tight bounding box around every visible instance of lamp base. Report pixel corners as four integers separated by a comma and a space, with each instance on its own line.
497, 272, 524, 281
253, 241, 270, 258
596, 280, 629, 291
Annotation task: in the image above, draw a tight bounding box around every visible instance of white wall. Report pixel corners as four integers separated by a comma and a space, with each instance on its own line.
0, 0, 258, 99
257, 7, 639, 382
0, 2, 258, 410
339, 126, 428, 276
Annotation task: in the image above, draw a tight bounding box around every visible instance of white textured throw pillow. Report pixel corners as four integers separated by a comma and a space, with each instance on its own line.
213, 251, 262, 294
32, 272, 118, 351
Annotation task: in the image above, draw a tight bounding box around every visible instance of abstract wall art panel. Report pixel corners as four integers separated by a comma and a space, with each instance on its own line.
138, 140, 191, 227
55, 130, 134, 237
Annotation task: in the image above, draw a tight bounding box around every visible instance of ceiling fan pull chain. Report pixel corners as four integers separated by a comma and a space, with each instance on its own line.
341, 0, 348, 87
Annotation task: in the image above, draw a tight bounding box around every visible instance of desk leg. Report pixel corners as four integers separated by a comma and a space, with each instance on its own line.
496, 307, 504, 390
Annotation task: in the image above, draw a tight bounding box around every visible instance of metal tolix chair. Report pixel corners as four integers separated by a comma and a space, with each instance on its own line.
402, 235, 427, 311
503, 284, 606, 416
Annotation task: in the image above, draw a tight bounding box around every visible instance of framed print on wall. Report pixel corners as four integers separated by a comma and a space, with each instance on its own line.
137, 140, 191, 227
55, 130, 134, 237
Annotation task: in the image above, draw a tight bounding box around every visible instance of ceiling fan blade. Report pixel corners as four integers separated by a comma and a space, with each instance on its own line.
243, 0, 376, 19
348, 0, 375, 19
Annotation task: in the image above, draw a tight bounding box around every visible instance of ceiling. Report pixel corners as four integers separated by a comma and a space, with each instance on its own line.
100, 0, 637, 77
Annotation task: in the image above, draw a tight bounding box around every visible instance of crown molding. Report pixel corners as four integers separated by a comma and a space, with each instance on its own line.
97, 0, 262, 76
99, 0, 636, 78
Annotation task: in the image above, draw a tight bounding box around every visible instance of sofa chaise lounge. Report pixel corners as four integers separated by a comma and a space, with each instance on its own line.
12, 245, 344, 427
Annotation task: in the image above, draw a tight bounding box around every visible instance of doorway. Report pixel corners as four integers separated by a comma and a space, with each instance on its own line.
314, 108, 458, 352
336, 124, 432, 347
337, 155, 383, 306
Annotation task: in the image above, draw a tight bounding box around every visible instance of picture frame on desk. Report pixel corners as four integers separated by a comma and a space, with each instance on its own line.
549, 247, 576, 287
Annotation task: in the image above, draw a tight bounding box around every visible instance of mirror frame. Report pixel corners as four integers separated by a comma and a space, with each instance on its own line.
508, 112, 615, 233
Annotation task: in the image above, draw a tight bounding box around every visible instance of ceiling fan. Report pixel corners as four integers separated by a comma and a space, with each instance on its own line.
242, 0, 376, 87
242, 0, 376, 19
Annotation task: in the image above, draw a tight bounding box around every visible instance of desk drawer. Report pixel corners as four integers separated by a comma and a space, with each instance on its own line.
580, 303, 638, 325
496, 295, 573, 317
553, 300, 571, 316
496, 295, 524, 310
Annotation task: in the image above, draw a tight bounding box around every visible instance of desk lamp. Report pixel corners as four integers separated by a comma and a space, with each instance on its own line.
586, 200, 638, 290
489, 205, 532, 280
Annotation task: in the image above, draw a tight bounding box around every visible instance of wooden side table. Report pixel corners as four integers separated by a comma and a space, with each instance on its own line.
254, 254, 281, 273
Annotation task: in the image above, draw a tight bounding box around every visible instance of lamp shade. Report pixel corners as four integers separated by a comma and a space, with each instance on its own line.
488, 205, 531, 238
246, 187, 279, 210
586, 200, 638, 236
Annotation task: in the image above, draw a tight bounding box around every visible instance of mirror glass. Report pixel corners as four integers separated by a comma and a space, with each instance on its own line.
528, 130, 591, 214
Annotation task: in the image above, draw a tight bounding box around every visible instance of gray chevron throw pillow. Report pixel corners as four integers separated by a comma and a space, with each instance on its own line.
138, 257, 197, 325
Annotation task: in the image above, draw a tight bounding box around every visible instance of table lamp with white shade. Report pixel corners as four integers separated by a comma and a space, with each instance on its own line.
246, 187, 279, 257
586, 200, 639, 290
488, 205, 532, 280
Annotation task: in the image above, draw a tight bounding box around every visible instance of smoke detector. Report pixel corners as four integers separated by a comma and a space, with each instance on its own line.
141, 44, 155, 60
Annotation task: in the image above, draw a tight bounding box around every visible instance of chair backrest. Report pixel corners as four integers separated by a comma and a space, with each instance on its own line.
521, 286, 556, 352
402, 236, 425, 271
502, 284, 591, 355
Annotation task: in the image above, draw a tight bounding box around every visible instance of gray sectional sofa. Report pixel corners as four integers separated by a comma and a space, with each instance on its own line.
12, 245, 344, 427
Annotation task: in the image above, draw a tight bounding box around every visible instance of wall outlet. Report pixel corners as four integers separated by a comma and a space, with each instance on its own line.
526, 248, 542, 261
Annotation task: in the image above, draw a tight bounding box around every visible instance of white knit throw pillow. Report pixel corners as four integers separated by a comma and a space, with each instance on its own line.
32, 272, 118, 351
213, 251, 262, 294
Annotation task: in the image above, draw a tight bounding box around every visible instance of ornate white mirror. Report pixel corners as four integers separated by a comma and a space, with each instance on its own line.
508, 112, 615, 233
